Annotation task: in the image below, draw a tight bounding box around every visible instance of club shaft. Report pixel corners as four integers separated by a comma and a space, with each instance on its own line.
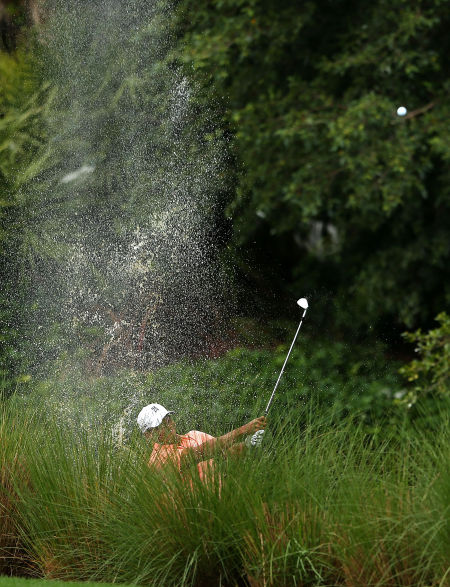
265, 308, 307, 416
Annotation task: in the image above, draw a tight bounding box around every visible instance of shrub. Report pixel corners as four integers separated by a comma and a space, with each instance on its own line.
399, 312, 450, 407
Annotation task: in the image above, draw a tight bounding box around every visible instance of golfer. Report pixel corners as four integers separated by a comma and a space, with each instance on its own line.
137, 403, 266, 481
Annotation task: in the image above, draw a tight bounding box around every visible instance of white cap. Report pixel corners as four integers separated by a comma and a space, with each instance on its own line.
137, 404, 174, 433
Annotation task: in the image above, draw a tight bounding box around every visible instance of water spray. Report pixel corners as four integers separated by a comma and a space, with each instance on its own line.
248, 298, 309, 448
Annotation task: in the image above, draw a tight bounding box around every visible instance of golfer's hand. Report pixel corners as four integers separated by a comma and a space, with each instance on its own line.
245, 416, 267, 435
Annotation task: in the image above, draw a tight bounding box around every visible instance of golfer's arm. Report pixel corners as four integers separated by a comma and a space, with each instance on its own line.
180, 426, 248, 467
216, 425, 248, 450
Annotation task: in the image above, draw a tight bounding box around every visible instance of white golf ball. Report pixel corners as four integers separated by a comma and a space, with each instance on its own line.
396, 106, 407, 117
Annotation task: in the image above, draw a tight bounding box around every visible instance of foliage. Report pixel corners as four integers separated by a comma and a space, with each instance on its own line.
1, 401, 448, 586
174, 0, 450, 330
399, 312, 450, 407
0, 48, 49, 392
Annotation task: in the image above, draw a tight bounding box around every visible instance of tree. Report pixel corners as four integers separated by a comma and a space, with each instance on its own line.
175, 0, 450, 331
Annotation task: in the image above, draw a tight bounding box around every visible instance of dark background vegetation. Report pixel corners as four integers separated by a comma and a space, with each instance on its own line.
0, 0, 449, 417
172, 0, 450, 332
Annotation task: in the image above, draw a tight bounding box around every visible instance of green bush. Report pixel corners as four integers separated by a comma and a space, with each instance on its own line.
399, 312, 450, 397
398, 312, 450, 419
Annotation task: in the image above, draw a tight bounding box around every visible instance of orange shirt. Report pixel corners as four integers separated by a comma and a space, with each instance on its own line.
149, 430, 215, 482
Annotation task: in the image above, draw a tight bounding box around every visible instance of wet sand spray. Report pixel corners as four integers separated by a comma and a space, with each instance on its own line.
20, 0, 232, 434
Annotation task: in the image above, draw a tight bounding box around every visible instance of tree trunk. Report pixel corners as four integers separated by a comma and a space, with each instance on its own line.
0, 0, 41, 51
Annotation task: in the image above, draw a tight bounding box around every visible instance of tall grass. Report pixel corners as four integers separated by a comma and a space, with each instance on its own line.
1, 400, 449, 586
0, 405, 38, 577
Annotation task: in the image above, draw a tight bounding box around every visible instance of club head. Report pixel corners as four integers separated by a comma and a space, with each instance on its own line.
297, 298, 308, 309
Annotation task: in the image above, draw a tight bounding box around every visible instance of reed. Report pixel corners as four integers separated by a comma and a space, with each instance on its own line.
0, 405, 37, 577
1, 400, 448, 586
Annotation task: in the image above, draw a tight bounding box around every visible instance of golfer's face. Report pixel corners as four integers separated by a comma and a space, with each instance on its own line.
155, 416, 177, 443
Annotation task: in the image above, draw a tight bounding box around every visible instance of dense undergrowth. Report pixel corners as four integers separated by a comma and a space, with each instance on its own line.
0, 394, 449, 587
15, 331, 405, 440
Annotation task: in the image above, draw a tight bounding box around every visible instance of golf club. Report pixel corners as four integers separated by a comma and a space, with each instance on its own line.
265, 297, 309, 416
247, 298, 309, 448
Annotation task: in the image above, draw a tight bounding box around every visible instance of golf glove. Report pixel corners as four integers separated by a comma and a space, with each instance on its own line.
245, 429, 265, 448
